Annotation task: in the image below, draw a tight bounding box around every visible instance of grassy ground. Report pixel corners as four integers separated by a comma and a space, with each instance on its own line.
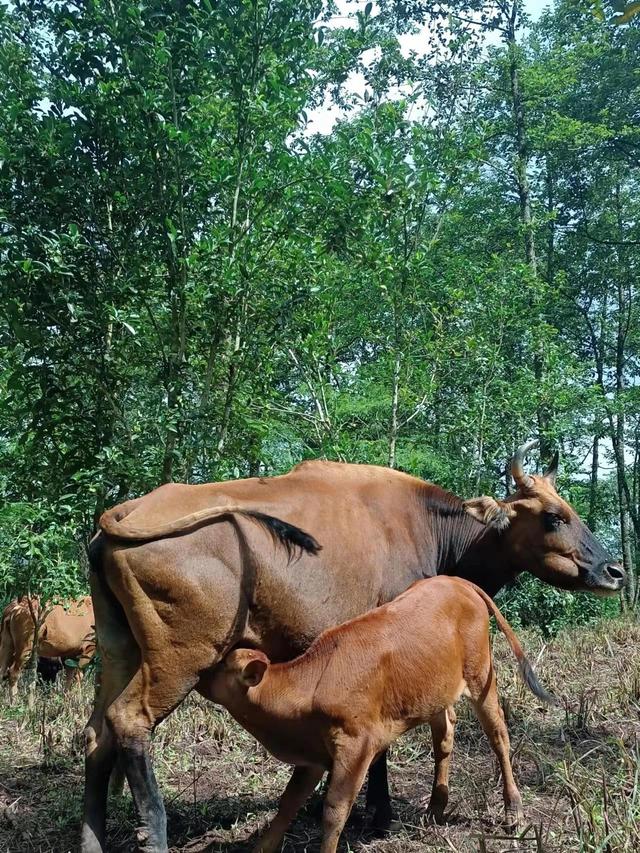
1, 619, 640, 853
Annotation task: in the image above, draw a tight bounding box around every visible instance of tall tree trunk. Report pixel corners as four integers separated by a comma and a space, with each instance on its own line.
161, 279, 187, 484
545, 155, 555, 287
161, 53, 189, 484
613, 182, 635, 605
588, 434, 599, 533
506, 12, 536, 277
504, 2, 550, 458
388, 350, 401, 469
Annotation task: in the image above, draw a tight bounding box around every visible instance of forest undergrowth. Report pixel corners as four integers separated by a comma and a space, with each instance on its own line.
1, 619, 639, 853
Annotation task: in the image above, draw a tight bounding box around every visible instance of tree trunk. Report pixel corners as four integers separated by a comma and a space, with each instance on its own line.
388, 350, 401, 469
588, 434, 599, 533
506, 18, 536, 277
504, 3, 551, 457
612, 180, 637, 605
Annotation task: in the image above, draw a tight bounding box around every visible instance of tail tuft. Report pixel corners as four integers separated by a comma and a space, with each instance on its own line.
87, 534, 105, 574
518, 657, 558, 706
245, 511, 322, 560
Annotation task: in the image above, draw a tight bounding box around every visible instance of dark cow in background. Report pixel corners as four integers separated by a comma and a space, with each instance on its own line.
37, 656, 64, 684
81, 441, 623, 853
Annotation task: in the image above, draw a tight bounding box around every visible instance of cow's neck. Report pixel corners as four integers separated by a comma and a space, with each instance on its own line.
423, 496, 516, 597
448, 525, 516, 598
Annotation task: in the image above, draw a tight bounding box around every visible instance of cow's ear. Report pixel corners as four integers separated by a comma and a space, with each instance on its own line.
464, 496, 516, 531
241, 657, 268, 687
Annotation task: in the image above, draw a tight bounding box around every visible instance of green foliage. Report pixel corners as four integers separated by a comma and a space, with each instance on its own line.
498, 574, 621, 637
0, 501, 87, 606
0, 0, 638, 623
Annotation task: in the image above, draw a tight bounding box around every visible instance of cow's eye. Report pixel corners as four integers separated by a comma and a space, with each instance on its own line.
543, 513, 565, 531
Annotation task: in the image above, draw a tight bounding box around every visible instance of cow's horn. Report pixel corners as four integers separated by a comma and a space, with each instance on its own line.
511, 439, 538, 491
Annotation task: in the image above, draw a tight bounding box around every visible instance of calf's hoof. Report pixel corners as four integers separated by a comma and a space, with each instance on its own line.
426, 805, 447, 826
426, 789, 448, 825
503, 801, 524, 834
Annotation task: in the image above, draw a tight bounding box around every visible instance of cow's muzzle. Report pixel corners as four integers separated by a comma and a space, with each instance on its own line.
590, 561, 626, 593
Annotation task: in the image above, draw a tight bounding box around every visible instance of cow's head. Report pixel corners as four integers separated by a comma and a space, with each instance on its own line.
465, 440, 625, 595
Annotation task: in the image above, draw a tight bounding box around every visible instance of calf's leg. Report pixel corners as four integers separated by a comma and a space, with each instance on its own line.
321, 738, 375, 853
253, 765, 324, 853
469, 668, 523, 831
426, 705, 456, 824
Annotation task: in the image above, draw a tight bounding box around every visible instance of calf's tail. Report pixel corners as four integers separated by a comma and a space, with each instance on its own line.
467, 582, 557, 706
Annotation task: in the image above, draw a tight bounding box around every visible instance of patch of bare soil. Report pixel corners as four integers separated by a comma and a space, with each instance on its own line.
1, 619, 639, 853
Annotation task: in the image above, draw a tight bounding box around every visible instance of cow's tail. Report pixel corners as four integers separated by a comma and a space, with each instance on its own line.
98, 503, 321, 559
466, 582, 557, 706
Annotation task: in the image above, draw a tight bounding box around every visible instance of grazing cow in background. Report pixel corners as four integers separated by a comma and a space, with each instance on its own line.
208, 576, 554, 853
0, 596, 95, 698
82, 441, 623, 853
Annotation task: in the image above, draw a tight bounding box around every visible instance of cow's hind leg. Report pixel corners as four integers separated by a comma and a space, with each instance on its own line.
82, 567, 140, 853
83, 705, 120, 853
426, 705, 456, 824
105, 660, 200, 853
468, 666, 523, 831
82, 645, 140, 852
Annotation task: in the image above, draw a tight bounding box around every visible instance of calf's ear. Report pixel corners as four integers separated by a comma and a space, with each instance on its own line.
464, 496, 516, 531
241, 657, 268, 687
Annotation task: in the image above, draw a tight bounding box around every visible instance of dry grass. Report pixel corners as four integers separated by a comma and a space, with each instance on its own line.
1, 619, 640, 853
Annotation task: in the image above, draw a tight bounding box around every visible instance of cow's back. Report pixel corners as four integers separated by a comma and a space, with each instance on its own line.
101, 462, 440, 661
39, 597, 94, 659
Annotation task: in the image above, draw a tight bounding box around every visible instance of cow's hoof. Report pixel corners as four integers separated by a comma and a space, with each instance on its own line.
303, 792, 324, 822
370, 803, 400, 836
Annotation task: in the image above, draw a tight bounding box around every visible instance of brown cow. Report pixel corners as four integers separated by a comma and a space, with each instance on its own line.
207, 576, 553, 853
81, 442, 623, 853
0, 596, 95, 699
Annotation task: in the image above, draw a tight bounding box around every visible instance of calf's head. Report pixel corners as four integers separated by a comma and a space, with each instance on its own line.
210, 648, 270, 704
464, 440, 625, 595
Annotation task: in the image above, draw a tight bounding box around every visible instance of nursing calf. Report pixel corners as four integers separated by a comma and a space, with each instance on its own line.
208, 576, 554, 853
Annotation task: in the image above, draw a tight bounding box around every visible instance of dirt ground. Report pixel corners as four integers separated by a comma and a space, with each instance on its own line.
1, 619, 639, 853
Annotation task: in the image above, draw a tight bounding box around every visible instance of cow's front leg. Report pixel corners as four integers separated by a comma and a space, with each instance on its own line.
365, 750, 397, 832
